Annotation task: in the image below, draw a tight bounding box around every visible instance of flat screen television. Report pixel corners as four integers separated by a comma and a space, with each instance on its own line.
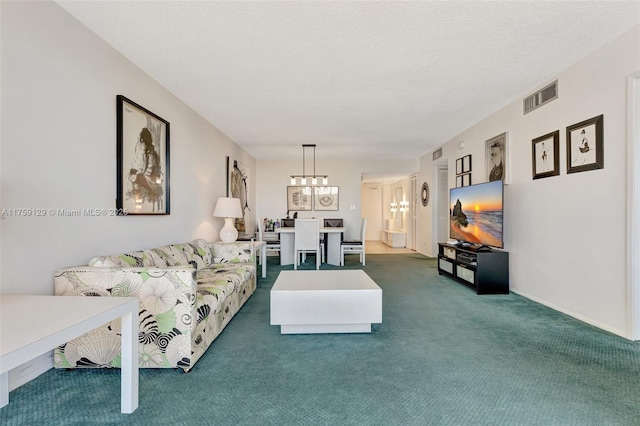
449, 180, 504, 249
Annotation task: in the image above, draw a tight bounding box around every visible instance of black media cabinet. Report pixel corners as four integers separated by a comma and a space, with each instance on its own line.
437, 243, 509, 294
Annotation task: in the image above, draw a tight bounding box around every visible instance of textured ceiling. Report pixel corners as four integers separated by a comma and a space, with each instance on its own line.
56, 1, 639, 162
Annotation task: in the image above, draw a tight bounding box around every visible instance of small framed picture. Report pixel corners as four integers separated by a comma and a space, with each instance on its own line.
116, 95, 170, 215
314, 186, 339, 211
462, 155, 472, 173
532, 130, 560, 180
456, 158, 463, 175
287, 186, 312, 211
456, 173, 471, 187
227, 156, 250, 233
486, 132, 508, 183
566, 114, 604, 174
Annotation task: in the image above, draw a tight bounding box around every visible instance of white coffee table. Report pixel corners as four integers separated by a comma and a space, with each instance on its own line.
270, 270, 382, 334
0, 295, 139, 413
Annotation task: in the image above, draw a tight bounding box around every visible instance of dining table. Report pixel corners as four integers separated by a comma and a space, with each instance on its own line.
276, 226, 345, 266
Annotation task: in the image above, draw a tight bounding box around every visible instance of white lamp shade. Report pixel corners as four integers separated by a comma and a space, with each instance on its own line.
213, 197, 243, 218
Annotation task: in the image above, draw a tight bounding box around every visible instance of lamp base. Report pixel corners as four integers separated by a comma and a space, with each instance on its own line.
219, 217, 239, 243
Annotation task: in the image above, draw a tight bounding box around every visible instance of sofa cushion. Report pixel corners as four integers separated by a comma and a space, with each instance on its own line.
176, 239, 213, 269
211, 242, 254, 263
88, 240, 213, 270
150, 246, 188, 267
88, 256, 122, 268
197, 263, 254, 292
88, 250, 169, 268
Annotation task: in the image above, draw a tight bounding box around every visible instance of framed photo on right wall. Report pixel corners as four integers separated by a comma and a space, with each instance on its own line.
532, 130, 560, 180
485, 132, 508, 184
566, 114, 604, 174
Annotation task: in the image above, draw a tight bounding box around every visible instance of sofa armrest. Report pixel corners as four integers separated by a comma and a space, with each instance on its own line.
54, 266, 198, 332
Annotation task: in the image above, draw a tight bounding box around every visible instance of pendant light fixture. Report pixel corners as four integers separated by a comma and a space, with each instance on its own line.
289, 144, 328, 186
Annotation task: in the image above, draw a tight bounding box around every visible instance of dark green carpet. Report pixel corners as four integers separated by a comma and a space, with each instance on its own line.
2, 254, 639, 425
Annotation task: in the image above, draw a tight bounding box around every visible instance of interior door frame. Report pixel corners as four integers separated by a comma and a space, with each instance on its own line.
627, 72, 640, 340
409, 174, 417, 250
432, 161, 449, 256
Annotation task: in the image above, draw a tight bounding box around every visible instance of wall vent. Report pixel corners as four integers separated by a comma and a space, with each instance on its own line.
432, 148, 443, 161
523, 80, 558, 114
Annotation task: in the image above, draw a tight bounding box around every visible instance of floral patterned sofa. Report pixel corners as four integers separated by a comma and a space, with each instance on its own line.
53, 239, 256, 372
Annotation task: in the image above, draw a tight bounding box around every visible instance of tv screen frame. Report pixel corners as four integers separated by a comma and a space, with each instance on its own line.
449, 180, 504, 249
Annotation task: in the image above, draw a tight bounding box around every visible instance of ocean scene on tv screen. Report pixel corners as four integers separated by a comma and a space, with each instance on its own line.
450, 180, 503, 248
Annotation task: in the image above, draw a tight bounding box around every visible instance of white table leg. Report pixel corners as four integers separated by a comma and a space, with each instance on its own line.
1, 371, 8, 408
262, 246, 267, 278
120, 309, 138, 414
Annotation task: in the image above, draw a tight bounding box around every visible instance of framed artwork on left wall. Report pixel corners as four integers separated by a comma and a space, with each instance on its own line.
116, 95, 170, 215
227, 156, 250, 233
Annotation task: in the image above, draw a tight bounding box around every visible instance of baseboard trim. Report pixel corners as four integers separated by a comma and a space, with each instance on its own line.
512, 289, 628, 339
9, 352, 53, 391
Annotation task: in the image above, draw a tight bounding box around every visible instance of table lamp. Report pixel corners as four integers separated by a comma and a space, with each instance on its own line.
213, 197, 243, 243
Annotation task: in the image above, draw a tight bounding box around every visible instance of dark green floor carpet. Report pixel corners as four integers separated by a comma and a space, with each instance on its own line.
2, 254, 639, 425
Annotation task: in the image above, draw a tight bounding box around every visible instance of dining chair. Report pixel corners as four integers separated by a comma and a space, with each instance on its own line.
340, 217, 366, 266
294, 218, 321, 270
322, 218, 343, 262
258, 219, 281, 262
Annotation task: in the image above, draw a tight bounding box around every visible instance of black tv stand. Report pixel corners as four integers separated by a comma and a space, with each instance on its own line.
437, 243, 509, 294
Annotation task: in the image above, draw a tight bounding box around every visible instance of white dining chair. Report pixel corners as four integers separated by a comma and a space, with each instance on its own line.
340, 217, 366, 266
294, 218, 321, 270
258, 219, 281, 262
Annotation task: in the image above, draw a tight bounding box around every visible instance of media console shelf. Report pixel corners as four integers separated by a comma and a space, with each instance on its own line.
437, 243, 509, 294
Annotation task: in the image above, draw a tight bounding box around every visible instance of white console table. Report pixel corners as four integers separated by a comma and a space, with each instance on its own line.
381, 230, 406, 248
0, 295, 139, 413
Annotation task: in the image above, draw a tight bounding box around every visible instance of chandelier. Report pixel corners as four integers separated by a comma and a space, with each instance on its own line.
290, 144, 328, 186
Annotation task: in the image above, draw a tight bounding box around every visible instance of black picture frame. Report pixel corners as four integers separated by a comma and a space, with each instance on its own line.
456, 155, 471, 176
486, 132, 508, 183
227, 156, 250, 233
462, 155, 472, 173
566, 114, 604, 174
116, 95, 170, 215
456, 173, 472, 188
456, 158, 463, 175
532, 130, 560, 179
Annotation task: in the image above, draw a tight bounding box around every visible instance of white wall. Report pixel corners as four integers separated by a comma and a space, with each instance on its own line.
419, 26, 640, 338
256, 159, 417, 241
1, 1, 255, 297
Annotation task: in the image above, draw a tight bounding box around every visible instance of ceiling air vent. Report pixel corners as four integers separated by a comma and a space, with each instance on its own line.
523, 80, 558, 115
